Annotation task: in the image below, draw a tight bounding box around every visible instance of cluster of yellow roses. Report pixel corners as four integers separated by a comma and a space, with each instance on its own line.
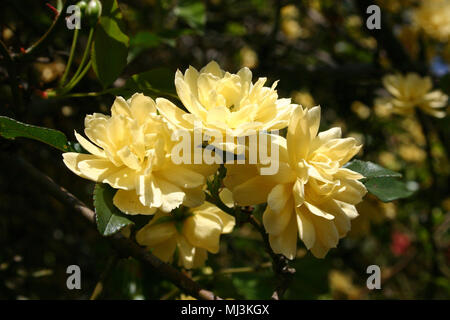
63, 61, 367, 268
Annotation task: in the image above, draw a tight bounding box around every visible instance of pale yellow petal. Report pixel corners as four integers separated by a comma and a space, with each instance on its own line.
218, 188, 234, 208
77, 158, 121, 182
102, 166, 136, 190
130, 93, 157, 123
177, 235, 196, 269
62, 152, 98, 178
310, 214, 339, 249
157, 164, 205, 189
74, 131, 105, 157
152, 237, 177, 263
156, 98, 193, 130
231, 175, 275, 206
153, 177, 186, 212
111, 96, 131, 117
183, 213, 223, 253
334, 178, 367, 205
263, 196, 294, 235
224, 164, 259, 190
296, 207, 316, 250
304, 201, 334, 220
200, 61, 223, 77
136, 220, 177, 247
267, 183, 291, 213
113, 189, 157, 215
268, 213, 298, 260
310, 241, 330, 258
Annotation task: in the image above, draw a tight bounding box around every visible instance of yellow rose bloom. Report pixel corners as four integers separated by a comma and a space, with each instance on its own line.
136, 190, 235, 269
155, 61, 295, 137
414, 0, 450, 41
63, 93, 215, 213
375, 73, 448, 118
225, 106, 367, 258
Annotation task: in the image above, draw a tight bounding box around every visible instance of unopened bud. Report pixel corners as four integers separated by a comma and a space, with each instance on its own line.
86, 0, 102, 27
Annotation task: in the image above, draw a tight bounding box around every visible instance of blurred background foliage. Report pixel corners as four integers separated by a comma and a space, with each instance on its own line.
0, 0, 449, 300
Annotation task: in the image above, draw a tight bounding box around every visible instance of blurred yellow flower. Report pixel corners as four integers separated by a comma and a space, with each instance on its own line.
398, 144, 426, 163
351, 101, 371, 120
375, 73, 448, 118
63, 93, 213, 214
292, 90, 316, 109
156, 61, 295, 137
239, 46, 258, 69
281, 5, 303, 40
414, 0, 450, 41
225, 106, 367, 258
329, 270, 362, 299
374, 102, 393, 118
378, 151, 402, 171
349, 194, 396, 238
136, 190, 235, 269
400, 117, 426, 146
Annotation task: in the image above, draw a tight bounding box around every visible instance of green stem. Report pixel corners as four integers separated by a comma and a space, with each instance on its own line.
56, 89, 114, 99
66, 27, 94, 88
59, 28, 80, 86
61, 60, 93, 94
205, 192, 235, 216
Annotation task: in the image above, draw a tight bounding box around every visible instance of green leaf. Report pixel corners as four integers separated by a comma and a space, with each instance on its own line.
126, 68, 175, 94
128, 31, 161, 62
93, 183, 133, 236
101, 0, 122, 20
91, 0, 129, 88
130, 31, 161, 49
344, 159, 402, 179
364, 177, 416, 202
174, 0, 206, 30
344, 160, 415, 202
110, 67, 177, 99
0, 116, 70, 152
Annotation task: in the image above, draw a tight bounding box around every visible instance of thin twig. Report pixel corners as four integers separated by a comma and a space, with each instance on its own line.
14, 1, 70, 61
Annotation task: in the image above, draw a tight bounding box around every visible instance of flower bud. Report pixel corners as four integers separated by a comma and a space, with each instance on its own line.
76, 0, 87, 14
85, 0, 102, 27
